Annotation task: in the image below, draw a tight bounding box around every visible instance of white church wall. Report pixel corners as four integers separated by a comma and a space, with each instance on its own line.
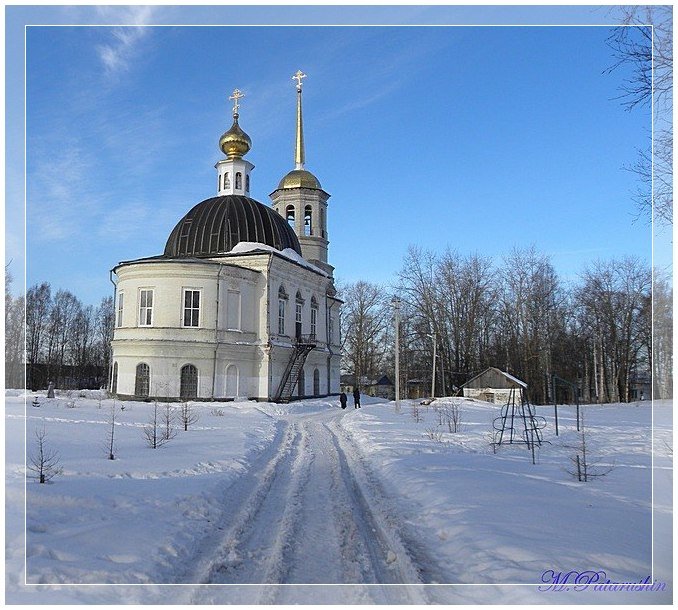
115, 261, 219, 330
113, 343, 217, 399
213, 344, 262, 399
267, 257, 329, 343
112, 259, 267, 400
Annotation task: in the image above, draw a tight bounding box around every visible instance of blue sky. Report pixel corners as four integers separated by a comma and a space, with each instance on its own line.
8, 5, 665, 305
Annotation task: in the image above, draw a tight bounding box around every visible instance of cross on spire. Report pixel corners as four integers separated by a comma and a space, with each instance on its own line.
292, 70, 306, 91
229, 88, 245, 116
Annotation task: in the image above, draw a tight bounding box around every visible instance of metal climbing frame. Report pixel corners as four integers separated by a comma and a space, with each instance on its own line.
492, 387, 548, 464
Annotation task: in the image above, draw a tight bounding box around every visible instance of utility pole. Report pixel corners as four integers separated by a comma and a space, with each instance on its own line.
429, 331, 436, 399
392, 296, 401, 413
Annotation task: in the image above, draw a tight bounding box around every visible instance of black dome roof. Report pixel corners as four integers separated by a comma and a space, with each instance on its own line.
164, 195, 301, 258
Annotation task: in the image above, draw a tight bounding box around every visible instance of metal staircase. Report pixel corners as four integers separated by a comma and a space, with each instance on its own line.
274, 334, 317, 403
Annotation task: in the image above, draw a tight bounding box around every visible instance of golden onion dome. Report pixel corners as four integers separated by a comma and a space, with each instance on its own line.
277, 168, 322, 190
219, 114, 252, 159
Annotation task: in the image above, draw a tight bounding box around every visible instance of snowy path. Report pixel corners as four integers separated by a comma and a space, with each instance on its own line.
177, 408, 436, 602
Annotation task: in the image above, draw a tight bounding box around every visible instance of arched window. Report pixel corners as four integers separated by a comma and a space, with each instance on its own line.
225, 364, 239, 398
223, 172, 230, 189
278, 285, 288, 335
111, 362, 118, 394
321, 208, 326, 238
180, 364, 198, 399
313, 368, 320, 396
286, 205, 295, 229
218, 174, 221, 191
246, 174, 250, 192
310, 296, 318, 339
295, 291, 304, 339
304, 205, 312, 236
135, 363, 150, 397
235, 172, 242, 190
298, 368, 305, 398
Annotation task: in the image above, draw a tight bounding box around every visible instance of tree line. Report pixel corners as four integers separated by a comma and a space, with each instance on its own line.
340, 246, 672, 404
6, 270, 114, 390
7, 246, 671, 404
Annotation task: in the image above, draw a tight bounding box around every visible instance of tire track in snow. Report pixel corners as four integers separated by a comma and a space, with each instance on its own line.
176, 408, 445, 603
182, 418, 315, 603
325, 422, 430, 604
282, 420, 366, 585
177, 419, 301, 587
254, 422, 312, 603
329, 418, 450, 589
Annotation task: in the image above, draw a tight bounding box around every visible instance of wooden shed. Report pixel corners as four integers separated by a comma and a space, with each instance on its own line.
461, 367, 527, 404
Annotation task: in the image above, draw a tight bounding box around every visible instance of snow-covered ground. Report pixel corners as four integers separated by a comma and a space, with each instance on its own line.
5, 390, 672, 604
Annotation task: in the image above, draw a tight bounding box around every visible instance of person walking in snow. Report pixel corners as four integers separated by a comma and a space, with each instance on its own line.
353, 387, 361, 409
340, 392, 347, 409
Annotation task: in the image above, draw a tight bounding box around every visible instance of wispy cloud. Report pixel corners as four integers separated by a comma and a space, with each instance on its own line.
94, 6, 157, 75
27, 141, 101, 242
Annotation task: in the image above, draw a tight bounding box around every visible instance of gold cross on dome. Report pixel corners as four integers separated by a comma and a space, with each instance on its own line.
292, 70, 306, 90
229, 88, 245, 115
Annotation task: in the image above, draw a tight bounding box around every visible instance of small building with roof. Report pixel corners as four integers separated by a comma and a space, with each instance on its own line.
110, 74, 341, 402
340, 374, 395, 400
460, 367, 527, 405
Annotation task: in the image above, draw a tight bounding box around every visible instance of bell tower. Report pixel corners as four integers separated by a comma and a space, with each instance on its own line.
270, 71, 333, 277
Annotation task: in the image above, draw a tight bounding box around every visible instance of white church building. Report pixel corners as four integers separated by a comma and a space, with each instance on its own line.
110, 72, 341, 402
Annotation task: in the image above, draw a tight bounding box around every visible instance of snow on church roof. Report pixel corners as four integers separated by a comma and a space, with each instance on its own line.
230, 241, 328, 276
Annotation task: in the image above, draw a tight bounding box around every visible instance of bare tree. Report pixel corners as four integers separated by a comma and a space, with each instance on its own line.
143, 401, 174, 449
566, 411, 614, 482
606, 6, 672, 224
495, 246, 566, 404
340, 280, 390, 384
179, 401, 199, 431
69, 303, 96, 383
437, 249, 496, 386
576, 257, 651, 403
652, 268, 673, 398
105, 402, 117, 460
95, 296, 115, 385
45, 289, 80, 384
424, 426, 444, 443
28, 427, 62, 484
5, 268, 25, 389
162, 403, 177, 442
398, 246, 497, 395
26, 282, 51, 377
448, 400, 463, 433
606, 7, 671, 109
